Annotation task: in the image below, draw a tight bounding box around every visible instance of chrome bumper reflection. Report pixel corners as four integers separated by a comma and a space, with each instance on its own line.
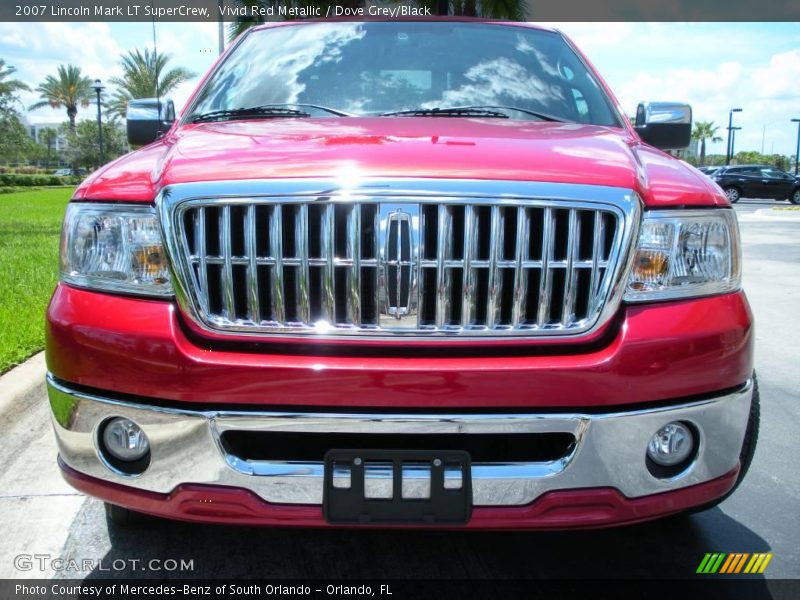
47, 374, 752, 506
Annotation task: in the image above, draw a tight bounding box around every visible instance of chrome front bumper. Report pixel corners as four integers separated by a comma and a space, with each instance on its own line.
47, 375, 752, 506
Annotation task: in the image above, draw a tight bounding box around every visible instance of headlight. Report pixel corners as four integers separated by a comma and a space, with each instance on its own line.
60, 203, 172, 297
624, 209, 740, 301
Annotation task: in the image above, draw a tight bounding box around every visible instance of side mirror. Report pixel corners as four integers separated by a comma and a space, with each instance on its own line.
634, 102, 692, 150
126, 98, 176, 146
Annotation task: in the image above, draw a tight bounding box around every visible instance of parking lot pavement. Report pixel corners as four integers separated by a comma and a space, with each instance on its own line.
1, 200, 798, 581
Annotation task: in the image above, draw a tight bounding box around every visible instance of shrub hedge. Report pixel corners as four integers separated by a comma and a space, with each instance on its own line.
0, 185, 76, 195
0, 166, 55, 175
0, 173, 82, 186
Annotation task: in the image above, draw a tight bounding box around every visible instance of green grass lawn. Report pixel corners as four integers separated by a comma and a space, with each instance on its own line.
0, 188, 72, 373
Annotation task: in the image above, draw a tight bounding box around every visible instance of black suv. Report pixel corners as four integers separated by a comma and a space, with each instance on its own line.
712, 165, 800, 204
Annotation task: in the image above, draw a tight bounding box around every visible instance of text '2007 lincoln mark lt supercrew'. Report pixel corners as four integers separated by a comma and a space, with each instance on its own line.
47, 19, 757, 529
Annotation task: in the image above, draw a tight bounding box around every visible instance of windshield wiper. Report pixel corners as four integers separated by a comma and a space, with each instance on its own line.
380, 107, 510, 119
257, 103, 354, 117
381, 105, 570, 123
465, 105, 570, 122
191, 106, 311, 123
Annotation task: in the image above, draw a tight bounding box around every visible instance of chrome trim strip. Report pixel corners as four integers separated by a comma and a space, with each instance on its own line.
486, 205, 502, 328
435, 204, 451, 328
157, 179, 642, 341
245, 205, 260, 324
537, 207, 554, 327
322, 204, 335, 323
297, 204, 310, 324
269, 205, 284, 324
512, 206, 529, 327
590, 211, 603, 300
221, 205, 234, 321
461, 206, 478, 327
346, 205, 360, 325
562, 209, 579, 325
194, 208, 209, 314
49, 375, 752, 507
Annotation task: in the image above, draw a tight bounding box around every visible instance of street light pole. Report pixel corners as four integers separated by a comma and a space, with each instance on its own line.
218, 0, 224, 55
726, 108, 742, 165
92, 79, 105, 166
792, 118, 800, 175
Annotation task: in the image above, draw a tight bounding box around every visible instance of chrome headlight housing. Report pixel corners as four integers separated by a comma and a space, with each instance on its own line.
60, 203, 172, 297
624, 209, 741, 302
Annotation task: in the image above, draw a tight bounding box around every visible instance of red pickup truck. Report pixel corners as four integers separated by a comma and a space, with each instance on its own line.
47, 19, 757, 529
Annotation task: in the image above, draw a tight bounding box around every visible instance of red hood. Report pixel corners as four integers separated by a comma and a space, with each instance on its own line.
75, 118, 726, 207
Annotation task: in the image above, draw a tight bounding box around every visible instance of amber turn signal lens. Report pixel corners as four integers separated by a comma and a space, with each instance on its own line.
629, 249, 669, 290
132, 245, 168, 283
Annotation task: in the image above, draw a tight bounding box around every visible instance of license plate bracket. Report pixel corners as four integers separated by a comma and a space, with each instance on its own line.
323, 449, 472, 525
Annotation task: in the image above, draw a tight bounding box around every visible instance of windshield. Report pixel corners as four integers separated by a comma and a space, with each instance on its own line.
187, 22, 621, 126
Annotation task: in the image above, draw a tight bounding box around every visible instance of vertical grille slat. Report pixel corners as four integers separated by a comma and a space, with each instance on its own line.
346, 205, 361, 326
296, 204, 310, 324
269, 205, 285, 324
435, 204, 452, 327
512, 206, 529, 327
486, 206, 503, 328
590, 210, 604, 304
176, 194, 625, 338
461, 206, 478, 328
221, 205, 235, 321
321, 204, 335, 323
562, 209, 580, 326
245, 204, 260, 324
194, 207, 209, 313
537, 207, 554, 327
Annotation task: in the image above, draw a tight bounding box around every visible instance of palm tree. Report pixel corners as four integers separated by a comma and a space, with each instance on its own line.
40, 128, 58, 166
108, 49, 194, 119
692, 121, 723, 166
0, 59, 30, 101
226, 0, 273, 40
29, 65, 93, 130
451, 0, 524, 18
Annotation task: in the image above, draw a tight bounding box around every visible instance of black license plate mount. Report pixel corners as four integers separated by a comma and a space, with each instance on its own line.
323, 449, 472, 525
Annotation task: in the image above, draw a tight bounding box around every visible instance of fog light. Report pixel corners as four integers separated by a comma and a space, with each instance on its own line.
102, 417, 150, 462
647, 422, 694, 467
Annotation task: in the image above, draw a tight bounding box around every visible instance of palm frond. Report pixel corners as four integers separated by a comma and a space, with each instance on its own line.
0, 59, 31, 98
108, 48, 196, 117
30, 64, 93, 127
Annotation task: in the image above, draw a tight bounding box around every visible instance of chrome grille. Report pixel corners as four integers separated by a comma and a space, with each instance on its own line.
162, 180, 638, 339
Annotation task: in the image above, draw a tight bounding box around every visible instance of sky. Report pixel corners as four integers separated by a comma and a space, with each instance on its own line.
1, 21, 798, 156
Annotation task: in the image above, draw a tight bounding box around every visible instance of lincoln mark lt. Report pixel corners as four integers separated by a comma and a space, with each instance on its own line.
47, 20, 757, 528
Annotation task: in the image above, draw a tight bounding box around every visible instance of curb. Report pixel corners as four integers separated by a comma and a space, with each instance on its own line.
739, 209, 800, 222
0, 352, 46, 419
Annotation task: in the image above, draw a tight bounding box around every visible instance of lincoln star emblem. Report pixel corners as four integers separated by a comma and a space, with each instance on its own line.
383, 208, 415, 319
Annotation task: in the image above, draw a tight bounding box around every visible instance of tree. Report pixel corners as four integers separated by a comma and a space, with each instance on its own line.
63, 118, 127, 169
29, 64, 93, 131
39, 128, 59, 166
0, 59, 30, 102
0, 107, 37, 164
108, 49, 194, 119
451, 0, 524, 18
691, 121, 722, 166
0, 60, 37, 164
